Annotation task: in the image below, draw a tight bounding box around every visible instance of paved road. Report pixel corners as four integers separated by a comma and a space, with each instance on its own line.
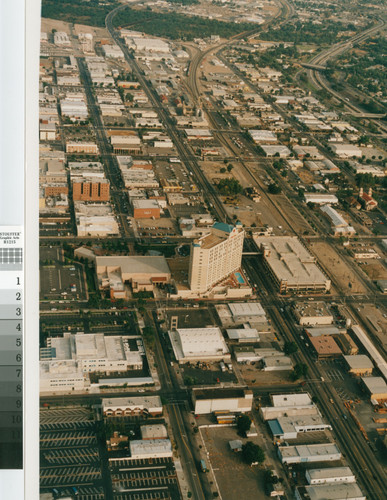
242, 241, 387, 500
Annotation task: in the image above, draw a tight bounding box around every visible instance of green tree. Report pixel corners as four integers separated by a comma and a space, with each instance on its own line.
217, 178, 243, 196
268, 183, 282, 194
290, 363, 308, 381
236, 414, 251, 437
284, 341, 298, 355
242, 441, 265, 465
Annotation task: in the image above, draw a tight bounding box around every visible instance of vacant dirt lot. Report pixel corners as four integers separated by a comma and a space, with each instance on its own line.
360, 260, 387, 281
239, 365, 297, 386
201, 426, 268, 500
309, 242, 367, 294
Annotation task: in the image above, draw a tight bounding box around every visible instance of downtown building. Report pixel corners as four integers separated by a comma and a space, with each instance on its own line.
188, 222, 245, 295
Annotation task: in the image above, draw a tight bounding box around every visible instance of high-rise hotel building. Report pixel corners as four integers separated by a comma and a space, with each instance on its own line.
188, 222, 244, 294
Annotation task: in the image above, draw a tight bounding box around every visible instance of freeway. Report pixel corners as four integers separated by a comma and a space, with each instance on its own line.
186, 0, 294, 105
305, 20, 386, 118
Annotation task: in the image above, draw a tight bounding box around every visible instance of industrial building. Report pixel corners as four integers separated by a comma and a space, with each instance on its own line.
260, 393, 320, 421
254, 236, 331, 294
262, 356, 293, 371
335, 334, 358, 355
102, 396, 163, 417
278, 443, 341, 464
293, 302, 333, 326
234, 347, 276, 364
249, 129, 278, 144
304, 194, 339, 205
305, 467, 356, 485
140, 424, 168, 440
188, 223, 245, 295
268, 415, 331, 441
304, 326, 342, 337
309, 336, 342, 359
226, 328, 260, 343
295, 483, 365, 500
216, 301, 269, 331
320, 205, 356, 236
192, 388, 253, 415
169, 327, 230, 364
40, 333, 148, 393
330, 144, 362, 158
343, 355, 373, 376
361, 377, 387, 404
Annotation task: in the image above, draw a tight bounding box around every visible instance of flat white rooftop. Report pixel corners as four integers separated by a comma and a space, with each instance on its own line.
298, 483, 365, 500
169, 327, 229, 361
306, 467, 354, 481
254, 236, 330, 289
344, 355, 374, 370
272, 393, 313, 407
280, 443, 340, 459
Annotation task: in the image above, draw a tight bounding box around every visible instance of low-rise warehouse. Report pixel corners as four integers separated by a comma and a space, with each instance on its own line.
295, 483, 365, 500
278, 443, 341, 464
268, 415, 331, 441
293, 302, 333, 326
305, 467, 356, 485
192, 388, 253, 415
260, 393, 320, 421
344, 355, 373, 376
361, 376, 387, 404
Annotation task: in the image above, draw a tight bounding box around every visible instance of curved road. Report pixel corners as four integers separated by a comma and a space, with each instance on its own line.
305, 20, 386, 119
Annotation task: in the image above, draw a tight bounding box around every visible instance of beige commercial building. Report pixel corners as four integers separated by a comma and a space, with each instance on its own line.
192, 388, 253, 415
66, 141, 99, 154
96, 255, 171, 296
344, 355, 373, 376
254, 236, 331, 294
293, 302, 333, 326
188, 223, 244, 294
335, 333, 358, 355
361, 377, 387, 404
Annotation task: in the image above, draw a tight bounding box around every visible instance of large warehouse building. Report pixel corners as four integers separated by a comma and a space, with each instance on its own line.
253, 236, 331, 294
169, 327, 230, 364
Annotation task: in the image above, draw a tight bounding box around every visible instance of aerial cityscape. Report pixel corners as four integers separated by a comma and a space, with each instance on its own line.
38, 0, 386, 499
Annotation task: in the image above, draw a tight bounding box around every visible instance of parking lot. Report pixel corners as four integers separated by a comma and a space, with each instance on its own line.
40, 406, 105, 498
181, 363, 238, 386
40, 261, 88, 302
110, 456, 181, 500
165, 307, 216, 330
